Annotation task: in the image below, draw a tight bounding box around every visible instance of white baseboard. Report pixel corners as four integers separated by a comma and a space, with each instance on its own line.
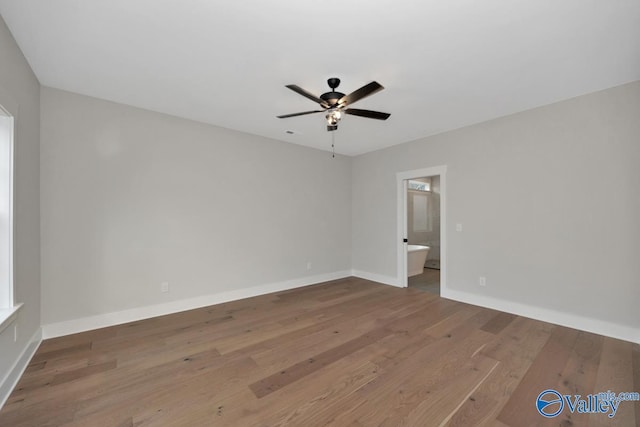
442, 288, 640, 344
42, 271, 352, 339
0, 327, 42, 410
351, 270, 401, 287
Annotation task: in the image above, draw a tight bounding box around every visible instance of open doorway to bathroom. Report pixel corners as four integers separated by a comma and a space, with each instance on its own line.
396, 165, 446, 293
406, 176, 441, 294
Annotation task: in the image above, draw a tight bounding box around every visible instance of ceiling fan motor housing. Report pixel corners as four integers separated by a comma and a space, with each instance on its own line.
320, 91, 345, 107
320, 78, 344, 107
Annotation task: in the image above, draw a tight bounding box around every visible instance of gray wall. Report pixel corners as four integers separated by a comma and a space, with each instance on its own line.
352, 81, 640, 332
0, 16, 40, 387
40, 87, 352, 324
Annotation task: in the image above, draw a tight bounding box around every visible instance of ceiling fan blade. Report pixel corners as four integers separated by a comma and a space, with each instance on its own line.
285, 85, 329, 107
344, 108, 391, 120
277, 110, 324, 119
338, 81, 384, 106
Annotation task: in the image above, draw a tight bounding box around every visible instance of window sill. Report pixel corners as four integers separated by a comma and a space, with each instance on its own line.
0, 302, 23, 334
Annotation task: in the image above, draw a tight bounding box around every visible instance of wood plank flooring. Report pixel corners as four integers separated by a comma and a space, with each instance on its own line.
1, 277, 638, 426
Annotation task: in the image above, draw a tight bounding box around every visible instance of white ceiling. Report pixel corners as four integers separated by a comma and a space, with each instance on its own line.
1, 1, 639, 156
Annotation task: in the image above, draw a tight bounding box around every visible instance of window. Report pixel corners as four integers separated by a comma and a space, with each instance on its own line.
408, 179, 430, 192
0, 104, 15, 331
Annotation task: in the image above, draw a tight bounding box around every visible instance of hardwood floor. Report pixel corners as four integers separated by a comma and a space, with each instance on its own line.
1, 277, 638, 426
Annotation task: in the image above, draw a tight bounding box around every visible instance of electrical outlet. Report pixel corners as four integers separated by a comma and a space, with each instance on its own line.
456, 223, 463, 232
479, 276, 486, 287
306, 262, 312, 270
161, 282, 169, 293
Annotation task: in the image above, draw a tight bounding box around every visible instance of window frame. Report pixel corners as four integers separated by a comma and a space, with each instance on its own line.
0, 102, 18, 334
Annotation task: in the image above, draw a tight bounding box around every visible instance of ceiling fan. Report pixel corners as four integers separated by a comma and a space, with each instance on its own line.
277, 78, 390, 131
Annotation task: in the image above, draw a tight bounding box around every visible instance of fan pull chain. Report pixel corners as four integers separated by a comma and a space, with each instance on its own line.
331, 131, 335, 158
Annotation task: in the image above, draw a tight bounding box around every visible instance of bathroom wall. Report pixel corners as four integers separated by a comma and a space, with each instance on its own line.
407, 176, 441, 262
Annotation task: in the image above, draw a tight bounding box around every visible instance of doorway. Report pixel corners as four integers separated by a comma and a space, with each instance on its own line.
396, 166, 446, 293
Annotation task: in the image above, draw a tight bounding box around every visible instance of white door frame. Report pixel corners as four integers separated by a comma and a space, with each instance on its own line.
396, 166, 447, 288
